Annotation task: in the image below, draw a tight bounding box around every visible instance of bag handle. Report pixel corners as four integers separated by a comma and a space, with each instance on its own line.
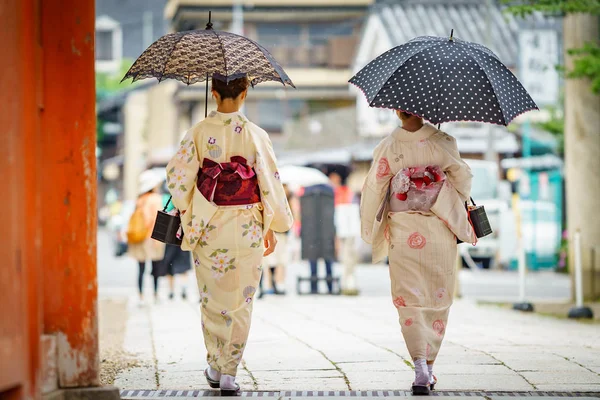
464, 197, 476, 209
163, 195, 173, 212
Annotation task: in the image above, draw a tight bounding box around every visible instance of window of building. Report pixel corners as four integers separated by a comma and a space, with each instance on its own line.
95, 15, 123, 73
256, 23, 302, 47
308, 22, 355, 45
256, 99, 306, 132
96, 30, 114, 61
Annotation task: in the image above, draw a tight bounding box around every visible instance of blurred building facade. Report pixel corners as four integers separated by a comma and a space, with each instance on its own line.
95, 0, 168, 74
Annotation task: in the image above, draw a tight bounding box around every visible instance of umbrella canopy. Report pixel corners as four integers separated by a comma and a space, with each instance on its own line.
121, 16, 295, 88
349, 32, 538, 126
278, 165, 330, 188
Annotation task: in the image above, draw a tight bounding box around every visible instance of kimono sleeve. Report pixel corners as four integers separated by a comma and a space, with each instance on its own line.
360, 139, 393, 244
165, 129, 200, 213
437, 133, 472, 203
255, 135, 294, 233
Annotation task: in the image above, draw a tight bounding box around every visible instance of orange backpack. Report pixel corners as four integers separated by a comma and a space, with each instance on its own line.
127, 206, 148, 244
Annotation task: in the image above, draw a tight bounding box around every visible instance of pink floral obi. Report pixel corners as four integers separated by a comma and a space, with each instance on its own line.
389, 165, 446, 213
197, 156, 261, 206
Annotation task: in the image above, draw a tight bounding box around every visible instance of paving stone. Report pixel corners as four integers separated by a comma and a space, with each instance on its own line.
432, 364, 516, 375
113, 367, 157, 390
520, 370, 600, 385
344, 370, 415, 390
430, 373, 534, 391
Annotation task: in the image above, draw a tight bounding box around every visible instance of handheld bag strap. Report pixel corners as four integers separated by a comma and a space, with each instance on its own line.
163, 196, 173, 212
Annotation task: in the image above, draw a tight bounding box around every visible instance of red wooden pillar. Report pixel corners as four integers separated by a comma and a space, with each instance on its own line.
0, 0, 42, 399
39, 0, 99, 388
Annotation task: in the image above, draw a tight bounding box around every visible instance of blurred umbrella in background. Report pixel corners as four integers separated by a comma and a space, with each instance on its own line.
278, 165, 330, 189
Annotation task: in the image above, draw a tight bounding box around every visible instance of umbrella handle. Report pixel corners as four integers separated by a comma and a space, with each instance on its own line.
205, 72, 209, 118
205, 11, 212, 118
205, 11, 213, 30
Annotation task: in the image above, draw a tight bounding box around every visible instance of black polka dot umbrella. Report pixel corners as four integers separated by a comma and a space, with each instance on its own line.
349, 31, 538, 126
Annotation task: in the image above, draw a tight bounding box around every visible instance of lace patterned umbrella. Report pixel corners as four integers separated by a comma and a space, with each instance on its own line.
121, 12, 295, 116
349, 30, 538, 126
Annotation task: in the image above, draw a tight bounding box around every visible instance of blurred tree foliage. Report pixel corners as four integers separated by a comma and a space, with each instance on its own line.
96, 59, 134, 100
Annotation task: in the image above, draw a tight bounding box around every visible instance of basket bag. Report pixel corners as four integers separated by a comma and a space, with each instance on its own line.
151, 196, 183, 246
458, 197, 493, 244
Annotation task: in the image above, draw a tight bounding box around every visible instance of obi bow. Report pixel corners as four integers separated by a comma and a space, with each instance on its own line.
198, 156, 256, 202
392, 165, 445, 201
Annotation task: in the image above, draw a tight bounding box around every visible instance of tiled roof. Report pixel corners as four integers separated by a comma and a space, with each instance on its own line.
373, 0, 557, 67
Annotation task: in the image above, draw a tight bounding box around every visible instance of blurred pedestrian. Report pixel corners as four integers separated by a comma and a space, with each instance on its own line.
165, 74, 293, 395
259, 184, 293, 297
300, 183, 336, 294
360, 111, 476, 394
329, 171, 361, 295
127, 169, 167, 305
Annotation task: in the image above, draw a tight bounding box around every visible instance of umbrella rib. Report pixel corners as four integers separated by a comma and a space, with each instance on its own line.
211, 30, 228, 78
158, 33, 187, 83
461, 45, 509, 124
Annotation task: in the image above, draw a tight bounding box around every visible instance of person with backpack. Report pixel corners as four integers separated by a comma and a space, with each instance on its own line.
127, 169, 167, 304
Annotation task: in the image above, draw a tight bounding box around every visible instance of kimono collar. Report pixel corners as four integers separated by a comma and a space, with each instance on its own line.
392, 123, 437, 142
206, 110, 248, 124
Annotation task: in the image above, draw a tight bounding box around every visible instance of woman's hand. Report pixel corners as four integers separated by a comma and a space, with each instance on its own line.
263, 229, 277, 256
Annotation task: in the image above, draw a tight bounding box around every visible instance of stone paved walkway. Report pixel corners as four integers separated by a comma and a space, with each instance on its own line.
106, 293, 600, 394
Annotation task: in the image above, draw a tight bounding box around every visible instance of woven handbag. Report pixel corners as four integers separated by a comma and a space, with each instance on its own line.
151, 196, 183, 246
457, 197, 493, 244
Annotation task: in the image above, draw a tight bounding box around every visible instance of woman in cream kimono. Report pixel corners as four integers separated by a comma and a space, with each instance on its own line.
166, 74, 293, 395
360, 111, 476, 395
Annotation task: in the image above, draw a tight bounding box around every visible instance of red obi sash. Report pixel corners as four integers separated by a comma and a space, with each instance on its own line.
197, 156, 261, 206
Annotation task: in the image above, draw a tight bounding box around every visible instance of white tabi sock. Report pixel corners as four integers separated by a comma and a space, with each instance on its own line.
207, 366, 220, 381
413, 359, 430, 386
220, 374, 237, 390
428, 364, 435, 384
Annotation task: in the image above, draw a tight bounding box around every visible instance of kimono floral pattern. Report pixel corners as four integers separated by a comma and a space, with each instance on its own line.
207, 136, 222, 158
199, 285, 210, 309
433, 319, 445, 337
224, 115, 248, 134
393, 296, 406, 308
175, 138, 196, 163
232, 342, 245, 362
210, 249, 236, 279
207, 338, 225, 366
187, 217, 217, 247
376, 157, 391, 180
407, 232, 426, 249
220, 310, 233, 327
167, 167, 189, 196
242, 219, 263, 248
435, 288, 447, 301
243, 286, 256, 304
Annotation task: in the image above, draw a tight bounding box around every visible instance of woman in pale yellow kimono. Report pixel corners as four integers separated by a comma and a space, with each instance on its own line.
166, 74, 293, 395
360, 111, 476, 395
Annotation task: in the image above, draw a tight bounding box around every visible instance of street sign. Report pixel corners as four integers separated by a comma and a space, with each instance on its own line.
518, 29, 560, 107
